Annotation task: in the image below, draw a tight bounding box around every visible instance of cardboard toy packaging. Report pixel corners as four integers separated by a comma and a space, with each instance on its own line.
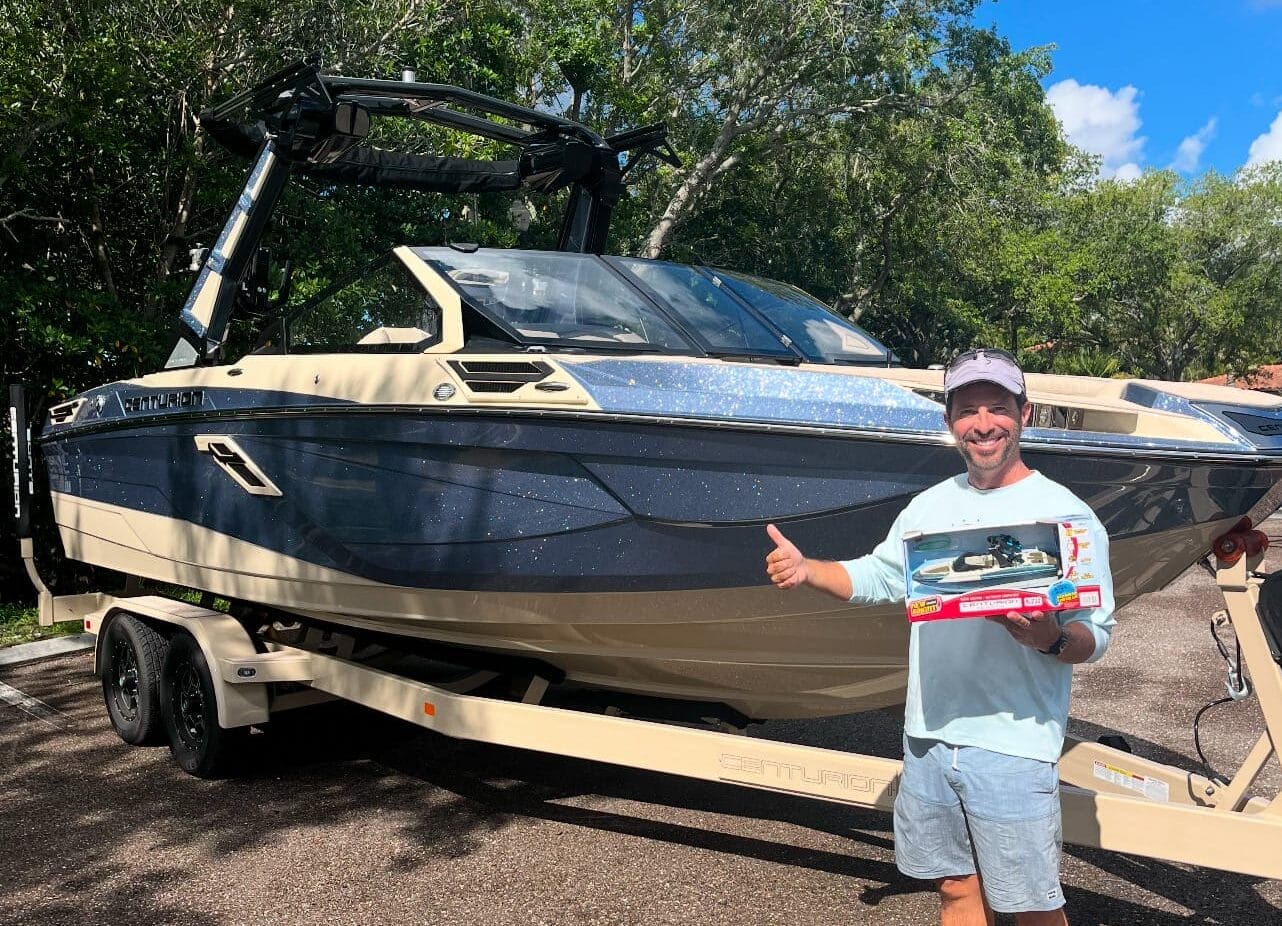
902, 517, 1103, 622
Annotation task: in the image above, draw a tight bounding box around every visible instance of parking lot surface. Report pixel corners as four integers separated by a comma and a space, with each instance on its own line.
3, 555, 1282, 926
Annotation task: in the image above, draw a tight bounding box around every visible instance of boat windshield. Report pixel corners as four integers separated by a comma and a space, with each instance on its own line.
708, 269, 895, 365
399, 247, 895, 365
607, 258, 796, 359
419, 249, 694, 352
282, 257, 443, 353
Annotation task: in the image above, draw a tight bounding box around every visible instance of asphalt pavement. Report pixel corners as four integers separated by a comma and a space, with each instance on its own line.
3, 555, 1282, 926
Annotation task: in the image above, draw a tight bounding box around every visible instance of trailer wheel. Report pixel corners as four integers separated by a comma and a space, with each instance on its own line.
1257, 572, 1282, 666
101, 614, 168, 746
160, 633, 248, 778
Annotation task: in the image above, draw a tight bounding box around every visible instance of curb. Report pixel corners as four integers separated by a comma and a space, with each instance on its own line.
0, 633, 96, 668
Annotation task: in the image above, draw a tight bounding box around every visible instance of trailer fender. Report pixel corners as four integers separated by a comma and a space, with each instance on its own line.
93, 596, 271, 729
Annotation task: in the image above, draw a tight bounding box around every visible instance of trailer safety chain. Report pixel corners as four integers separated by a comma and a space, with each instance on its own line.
1212, 609, 1252, 702
1192, 609, 1254, 787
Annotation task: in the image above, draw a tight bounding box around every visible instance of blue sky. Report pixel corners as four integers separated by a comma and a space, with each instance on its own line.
974, 1, 1282, 178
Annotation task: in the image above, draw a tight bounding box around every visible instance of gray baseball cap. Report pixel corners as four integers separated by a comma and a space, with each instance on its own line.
944, 348, 1025, 399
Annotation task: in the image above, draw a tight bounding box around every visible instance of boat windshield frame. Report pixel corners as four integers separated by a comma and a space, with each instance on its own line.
417, 247, 863, 364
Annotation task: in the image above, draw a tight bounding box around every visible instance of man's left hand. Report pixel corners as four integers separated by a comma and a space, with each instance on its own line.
987, 610, 1060, 650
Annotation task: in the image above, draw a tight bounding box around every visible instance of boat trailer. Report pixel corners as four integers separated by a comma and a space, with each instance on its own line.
8, 387, 1282, 882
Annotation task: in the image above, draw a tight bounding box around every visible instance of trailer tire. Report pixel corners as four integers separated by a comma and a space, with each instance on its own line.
160, 632, 249, 778
1257, 572, 1282, 666
101, 614, 169, 746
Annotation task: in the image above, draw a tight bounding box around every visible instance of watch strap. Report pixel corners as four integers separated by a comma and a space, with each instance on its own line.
1041, 630, 1069, 656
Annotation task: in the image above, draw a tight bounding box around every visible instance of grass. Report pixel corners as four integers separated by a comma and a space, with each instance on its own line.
0, 601, 83, 649
0, 583, 229, 650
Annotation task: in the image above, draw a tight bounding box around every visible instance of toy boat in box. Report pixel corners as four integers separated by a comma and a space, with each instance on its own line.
911, 534, 1061, 591
903, 520, 1101, 622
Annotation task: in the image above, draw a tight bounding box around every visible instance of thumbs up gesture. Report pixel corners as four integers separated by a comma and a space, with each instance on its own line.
765, 523, 808, 590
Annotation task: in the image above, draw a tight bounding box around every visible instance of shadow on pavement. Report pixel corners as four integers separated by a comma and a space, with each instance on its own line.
3, 654, 1280, 925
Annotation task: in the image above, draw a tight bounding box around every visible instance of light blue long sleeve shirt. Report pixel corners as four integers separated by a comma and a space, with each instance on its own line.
840, 471, 1115, 762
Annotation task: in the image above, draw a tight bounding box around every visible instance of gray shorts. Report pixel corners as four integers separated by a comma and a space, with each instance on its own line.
894, 735, 1064, 914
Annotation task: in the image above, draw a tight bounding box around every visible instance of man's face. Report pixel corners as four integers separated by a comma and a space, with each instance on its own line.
945, 382, 1030, 478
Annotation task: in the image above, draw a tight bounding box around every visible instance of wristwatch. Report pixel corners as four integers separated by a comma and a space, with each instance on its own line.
1041, 631, 1069, 656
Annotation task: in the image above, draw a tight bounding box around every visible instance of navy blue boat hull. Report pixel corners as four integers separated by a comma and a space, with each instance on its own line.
39, 406, 1282, 718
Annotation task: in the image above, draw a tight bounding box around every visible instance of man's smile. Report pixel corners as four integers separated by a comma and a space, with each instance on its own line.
964, 432, 1009, 453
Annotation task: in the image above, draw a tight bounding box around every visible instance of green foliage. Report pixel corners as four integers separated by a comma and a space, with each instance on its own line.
1029, 167, 1282, 380
0, 601, 80, 648
1042, 348, 1122, 379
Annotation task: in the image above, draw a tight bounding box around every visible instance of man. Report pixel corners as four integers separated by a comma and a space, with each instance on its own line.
765, 348, 1114, 926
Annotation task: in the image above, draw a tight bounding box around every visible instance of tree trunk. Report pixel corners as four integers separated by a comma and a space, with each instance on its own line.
86, 164, 117, 299
150, 36, 227, 317
620, 0, 636, 85
156, 133, 205, 283
642, 117, 739, 258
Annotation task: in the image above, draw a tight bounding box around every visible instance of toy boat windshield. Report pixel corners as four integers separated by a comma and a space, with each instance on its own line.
912, 534, 1061, 590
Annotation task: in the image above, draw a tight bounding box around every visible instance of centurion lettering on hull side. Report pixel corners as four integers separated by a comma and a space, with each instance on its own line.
120, 390, 206, 414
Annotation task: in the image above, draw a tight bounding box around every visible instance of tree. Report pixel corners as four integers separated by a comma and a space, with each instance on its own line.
627, 18, 1074, 366
1041, 167, 1282, 381
606, 1, 1052, 264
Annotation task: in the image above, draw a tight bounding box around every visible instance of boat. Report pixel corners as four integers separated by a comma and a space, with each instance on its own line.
911, 547, 1061, 591
30, 63, 1282, 721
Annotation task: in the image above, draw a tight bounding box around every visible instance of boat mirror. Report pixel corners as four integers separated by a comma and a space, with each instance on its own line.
306, 101, 370, 165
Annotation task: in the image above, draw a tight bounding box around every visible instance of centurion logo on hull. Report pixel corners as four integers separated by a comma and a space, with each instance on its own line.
1224, 410, 1282, 437
120, 390, 206, 413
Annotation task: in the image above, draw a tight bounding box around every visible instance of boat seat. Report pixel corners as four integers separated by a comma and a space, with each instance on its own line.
517, 324, 645, 343
357, 326, 432, 345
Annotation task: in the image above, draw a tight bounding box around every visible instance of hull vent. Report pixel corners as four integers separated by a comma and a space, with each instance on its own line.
467, 381, 525, 394
48, 399, 85, 424
454, 361, 551, 376
448, 360, 553, 394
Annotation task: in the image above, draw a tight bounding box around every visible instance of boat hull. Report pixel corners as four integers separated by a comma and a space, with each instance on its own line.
43, 408, 1282, 718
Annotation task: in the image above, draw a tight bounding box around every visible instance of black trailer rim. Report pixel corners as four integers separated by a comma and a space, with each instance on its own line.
108, 638, 140, 722
173, 660, 206, 749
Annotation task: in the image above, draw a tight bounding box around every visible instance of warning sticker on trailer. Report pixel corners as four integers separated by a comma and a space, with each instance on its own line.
1093, 760, 1170, 803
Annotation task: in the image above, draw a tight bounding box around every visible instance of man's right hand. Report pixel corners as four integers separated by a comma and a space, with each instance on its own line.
765, 523, 809, 589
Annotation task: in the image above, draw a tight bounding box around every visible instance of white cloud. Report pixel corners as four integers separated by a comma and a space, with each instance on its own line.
1112, 163, 1143, 183
1045, 79, 1146, 179
1170, 118, 1218, 173
1246, 111, 1282, 168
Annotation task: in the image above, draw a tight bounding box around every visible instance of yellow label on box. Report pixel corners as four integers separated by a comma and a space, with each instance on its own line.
910, 597, 942, 618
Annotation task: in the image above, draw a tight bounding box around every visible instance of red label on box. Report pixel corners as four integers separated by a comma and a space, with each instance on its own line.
908, 584, 1103, 622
